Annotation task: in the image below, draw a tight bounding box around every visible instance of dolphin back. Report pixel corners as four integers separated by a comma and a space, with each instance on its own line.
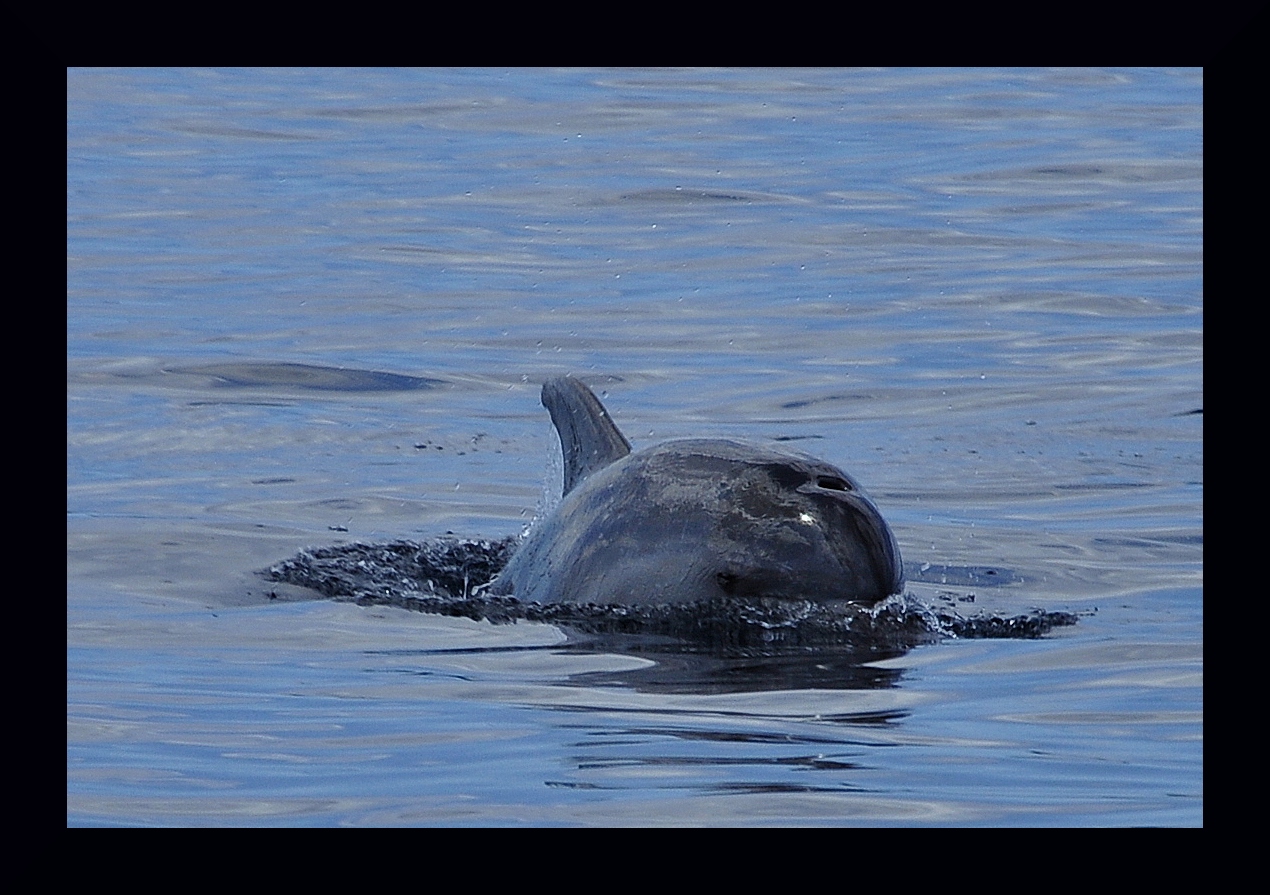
542, 376, 632, 496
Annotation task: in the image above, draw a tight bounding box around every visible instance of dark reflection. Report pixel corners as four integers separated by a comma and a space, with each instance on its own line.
556, 635, 908, 694
367, 637, 908, 695
544, 718, 901, 795
616, 188, 781, 205
540, 719, 901, 794
160, 362, 445, 392
264, 537, 1079, 695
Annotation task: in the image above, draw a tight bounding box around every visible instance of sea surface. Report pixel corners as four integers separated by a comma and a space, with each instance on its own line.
67, 68, 1203, 826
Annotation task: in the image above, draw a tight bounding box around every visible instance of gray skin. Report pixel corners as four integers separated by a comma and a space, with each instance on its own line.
489, 376, 904, 607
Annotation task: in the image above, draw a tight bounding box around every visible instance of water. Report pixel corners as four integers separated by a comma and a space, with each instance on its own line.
67, 68, 1202, 826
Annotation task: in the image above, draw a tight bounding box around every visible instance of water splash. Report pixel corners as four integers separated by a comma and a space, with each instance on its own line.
265, 537, 1079, 652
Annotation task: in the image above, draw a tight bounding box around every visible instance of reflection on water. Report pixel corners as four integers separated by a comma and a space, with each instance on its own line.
558, 639, 909, 695
364, 639, 908, 695
162, 362, 445, 392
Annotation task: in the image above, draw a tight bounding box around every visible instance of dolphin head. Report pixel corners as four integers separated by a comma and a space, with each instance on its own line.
613, 439, 905, 605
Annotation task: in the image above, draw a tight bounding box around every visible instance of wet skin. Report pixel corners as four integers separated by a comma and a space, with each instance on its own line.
490, 376, 904, 607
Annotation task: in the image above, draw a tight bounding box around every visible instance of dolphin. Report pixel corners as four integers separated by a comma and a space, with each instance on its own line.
489, 376, 904, 607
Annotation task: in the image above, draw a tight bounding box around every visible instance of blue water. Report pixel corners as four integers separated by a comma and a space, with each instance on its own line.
68, 68, 1202, 826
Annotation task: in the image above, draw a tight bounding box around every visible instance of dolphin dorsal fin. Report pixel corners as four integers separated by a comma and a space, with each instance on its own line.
542, 376, 632, 497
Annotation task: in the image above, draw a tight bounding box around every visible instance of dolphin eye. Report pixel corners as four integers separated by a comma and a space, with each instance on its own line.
816, 476, 852, 492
